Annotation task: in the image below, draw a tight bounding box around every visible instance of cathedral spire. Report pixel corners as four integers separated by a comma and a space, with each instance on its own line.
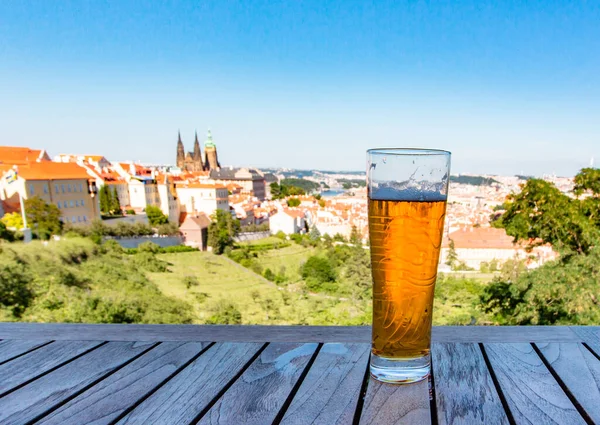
176, 130, 185, 169
193, 131, 202, 160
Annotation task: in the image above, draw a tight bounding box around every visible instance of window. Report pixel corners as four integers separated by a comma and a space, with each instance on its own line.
72, 217, 77, 223
79, 183, 83, 192
57, 202, 61, 209
83, 216, 87, 222
61, 184, 65, 193
63, 201, 68, 208
75, 200, 79, 207
69, 200, 74, 208
81, 199, 85, 207
28, 184, 34, 196
78, 216, 81, 222
43, 185, 48, 194
55, 184, 59, 194
68, 184, 72, 192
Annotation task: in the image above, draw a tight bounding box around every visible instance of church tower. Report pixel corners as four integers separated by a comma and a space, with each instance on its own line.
176, 131, 185, 169
203, 130, 221, 171
192, 131, 204, 171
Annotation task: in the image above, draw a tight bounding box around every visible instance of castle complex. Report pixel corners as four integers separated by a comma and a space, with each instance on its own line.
176, 130, 220, 172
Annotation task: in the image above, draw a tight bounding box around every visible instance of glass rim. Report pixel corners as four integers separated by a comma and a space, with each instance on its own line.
367, 147, 451, 156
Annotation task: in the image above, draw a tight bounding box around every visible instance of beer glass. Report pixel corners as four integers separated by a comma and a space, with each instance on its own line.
367, 148, 450, 383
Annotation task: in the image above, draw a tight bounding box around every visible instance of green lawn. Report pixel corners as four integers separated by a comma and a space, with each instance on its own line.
148, 250, 369, 325
255, 244, 316, 283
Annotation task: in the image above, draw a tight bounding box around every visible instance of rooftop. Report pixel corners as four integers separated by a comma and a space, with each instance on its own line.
8, 162, 91, 181
0, 146, 49, 165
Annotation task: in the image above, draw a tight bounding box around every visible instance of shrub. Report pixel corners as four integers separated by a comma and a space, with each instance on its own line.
126, 209, 136, 215
138, 241, 160, 254
300, 255, 337, 292
263, 268, 275, 281
206, 300, 242, 324
129, 252, 168, 272
184, 276, 199, 289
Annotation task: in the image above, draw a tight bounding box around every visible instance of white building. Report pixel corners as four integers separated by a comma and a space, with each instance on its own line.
175, 183, 229, 217
157, 174, 180, 224
269, 209, 306, 234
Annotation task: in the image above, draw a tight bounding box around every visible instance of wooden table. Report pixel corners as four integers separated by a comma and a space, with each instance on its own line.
0, 324, 598, 425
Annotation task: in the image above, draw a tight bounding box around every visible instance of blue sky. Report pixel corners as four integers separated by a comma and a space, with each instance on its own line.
1, 1, 599, 176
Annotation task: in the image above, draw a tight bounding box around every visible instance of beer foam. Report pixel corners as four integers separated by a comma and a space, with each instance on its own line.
370, 186, 447, 202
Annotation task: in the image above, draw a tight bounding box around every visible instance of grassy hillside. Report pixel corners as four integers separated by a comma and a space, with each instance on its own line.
149, 250, 370, 325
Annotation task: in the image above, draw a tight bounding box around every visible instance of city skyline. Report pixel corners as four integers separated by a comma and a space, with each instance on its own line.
1, 1, 599, 176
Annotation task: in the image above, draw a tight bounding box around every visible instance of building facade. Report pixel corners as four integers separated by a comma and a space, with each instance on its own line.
269, 209, 306, 234
210, 168, 266, 201
175, 183, 229, 217
0, 162, 100, 224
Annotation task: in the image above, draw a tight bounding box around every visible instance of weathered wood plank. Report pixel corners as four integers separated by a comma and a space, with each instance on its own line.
0, 323, 583, 342
117, 342, 264, 425
37, 341, 208, 425
432, 343, 510, 425
359, 377, 431, 425
537, 343, 600, 424
0, 340, 103, 396
198, 343, 319, 425
0, 339, 51, 364
280, 343, 370, 425
0, 341, 155, 425
570, 326, 600, 355
484, 343, 586, 425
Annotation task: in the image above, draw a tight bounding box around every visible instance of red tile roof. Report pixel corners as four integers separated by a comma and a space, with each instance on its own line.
9, 162, 91, 181
0, 146, 48, 165
443, 227, 517, 249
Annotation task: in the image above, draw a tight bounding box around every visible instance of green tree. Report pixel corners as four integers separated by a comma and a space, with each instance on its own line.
492, 178, 597, 254
0, 256, 33, 317
343, 247, 372, 300
99, 185, 111, 214
445, 239, 458, 268
110, 187, 121, 214
1, 212, 24, 229
24, 196, 62, 239
309, 224, 321, 240
287, 198, 301, 207
208, 209, 240, 254
300, 256, 337, 291
481, 245, 600, 325
349, 225, 361, 245
146, 205, 168, 226
270, 182, 282, 199
0, 222, 15, 241
574, 167, 600, 196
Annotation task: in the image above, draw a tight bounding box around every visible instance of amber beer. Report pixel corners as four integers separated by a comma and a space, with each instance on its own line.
369, 198, 447, 360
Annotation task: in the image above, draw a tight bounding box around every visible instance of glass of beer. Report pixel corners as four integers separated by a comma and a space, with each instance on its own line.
367, 148, 450, 384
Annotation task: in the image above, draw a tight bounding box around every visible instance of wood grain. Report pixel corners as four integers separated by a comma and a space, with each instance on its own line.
0, 323, 583, 342
0, 341, 155, 425
0, 340, 103, 396
38, 342, 208, 425
198, 342, 319, 425
117, 342, 264, 425
537, 343, 600, 424
570, 327, 600, 356
484, 343, 586, 425
280, 343, 370, 425
0, 339, 50, 364
432, 343, 510, 425
359, 376, 431, 425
